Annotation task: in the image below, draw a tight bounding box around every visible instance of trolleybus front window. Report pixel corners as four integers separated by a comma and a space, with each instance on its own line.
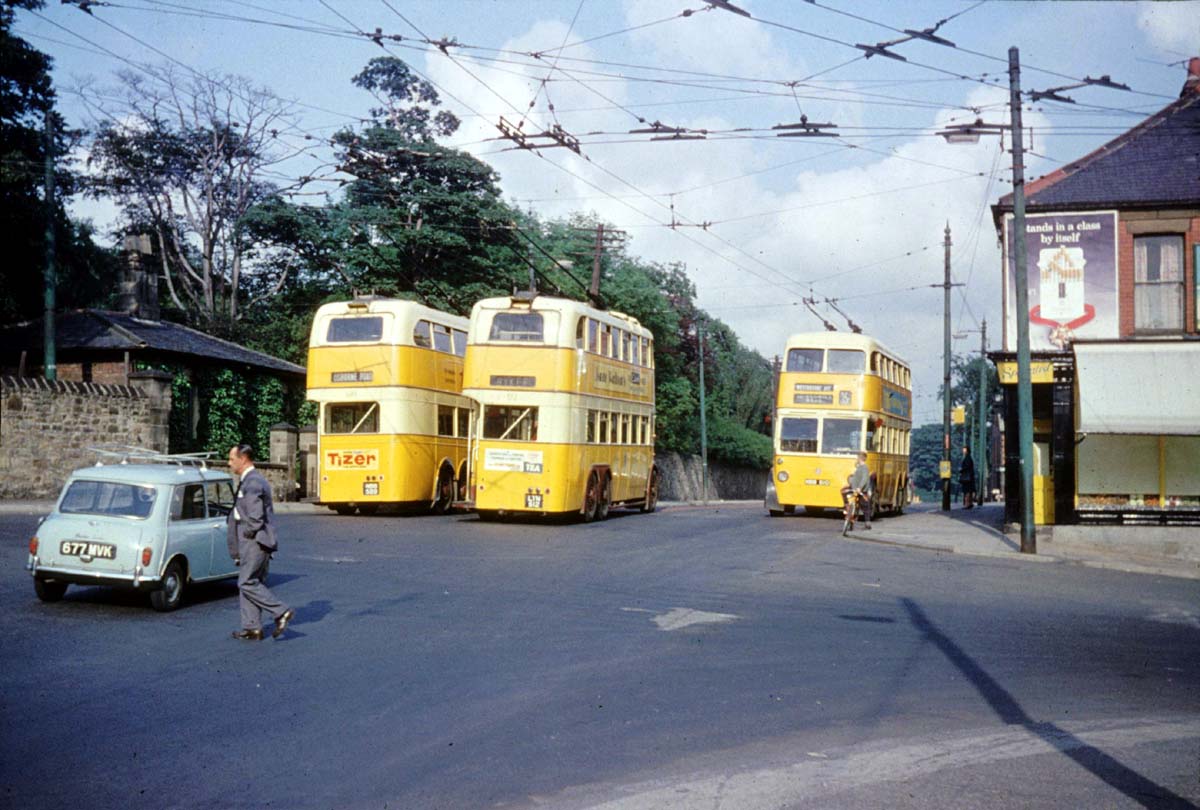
327, 316, 384, 343
827, 349, 865, 373
326, 402, 379, 434
822, 418, 863, 455
483, 406, 538, 441
779, 417, 818, 452
489, 313, 544, 342
786, 348, 822, 372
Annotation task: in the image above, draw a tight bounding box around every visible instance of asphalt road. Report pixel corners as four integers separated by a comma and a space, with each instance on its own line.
2, 505, 1198, 810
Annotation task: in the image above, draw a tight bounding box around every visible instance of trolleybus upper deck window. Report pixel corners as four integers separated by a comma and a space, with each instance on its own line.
489, 312, 545, 342
779, 417, 818, 452
827, 349, 865, 373
327, 316, 384, 343
413, 320, 432, 348
786, 348, 822, 372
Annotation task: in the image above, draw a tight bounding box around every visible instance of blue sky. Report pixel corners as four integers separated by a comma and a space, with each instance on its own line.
16, 1, 1199, 423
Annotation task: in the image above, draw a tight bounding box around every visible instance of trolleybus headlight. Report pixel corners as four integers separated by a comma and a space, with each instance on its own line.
777, 471, 789, 483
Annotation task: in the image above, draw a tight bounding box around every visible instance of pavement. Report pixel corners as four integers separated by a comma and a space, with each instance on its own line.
5, 497, 1196, 580
663, 499, 1200, 582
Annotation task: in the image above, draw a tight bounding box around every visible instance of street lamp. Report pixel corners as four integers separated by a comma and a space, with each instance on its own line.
939, 47, 1036, 553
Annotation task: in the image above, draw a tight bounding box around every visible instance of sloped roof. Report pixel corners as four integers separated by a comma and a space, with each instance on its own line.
1, 310, 305, 378
995, 91, 1200, 215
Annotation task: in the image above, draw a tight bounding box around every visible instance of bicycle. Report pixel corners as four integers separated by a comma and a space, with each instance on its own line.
841, 488, 871, 536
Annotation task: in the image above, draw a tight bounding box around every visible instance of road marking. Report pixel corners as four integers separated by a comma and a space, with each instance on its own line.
620, 607, 655, 614
551, 716, 1200, 809
1148, 608, 1200, 629
650, 607, 740, 632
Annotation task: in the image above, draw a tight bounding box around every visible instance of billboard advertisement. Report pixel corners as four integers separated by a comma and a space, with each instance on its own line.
1003, 211, 1119, 352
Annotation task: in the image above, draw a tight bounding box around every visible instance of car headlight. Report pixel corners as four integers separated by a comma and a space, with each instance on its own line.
777, 470, 789, 482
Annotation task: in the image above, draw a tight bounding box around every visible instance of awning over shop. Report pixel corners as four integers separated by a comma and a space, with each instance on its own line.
1074, 342, 1200, 435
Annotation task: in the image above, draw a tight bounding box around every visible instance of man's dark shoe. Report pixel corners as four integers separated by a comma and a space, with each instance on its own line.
231, 629, 264, 641
272, 608, 295, 639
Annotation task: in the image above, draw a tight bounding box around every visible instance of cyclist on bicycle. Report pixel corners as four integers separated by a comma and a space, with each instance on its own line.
840, 451, 873, 530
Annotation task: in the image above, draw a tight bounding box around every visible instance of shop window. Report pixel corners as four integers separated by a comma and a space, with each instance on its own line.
1134, 235, 1185, 332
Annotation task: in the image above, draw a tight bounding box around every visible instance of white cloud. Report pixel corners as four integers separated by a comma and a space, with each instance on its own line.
423, 17, 1047, 423
1137, 5, 1200, 55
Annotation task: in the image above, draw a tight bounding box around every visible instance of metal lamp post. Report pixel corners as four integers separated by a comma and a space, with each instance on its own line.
939, 47, 1036, 552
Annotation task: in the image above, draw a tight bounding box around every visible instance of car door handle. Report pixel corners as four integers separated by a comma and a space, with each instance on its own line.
211, 523, 223, 529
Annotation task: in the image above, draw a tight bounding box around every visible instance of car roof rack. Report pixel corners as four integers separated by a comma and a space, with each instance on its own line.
89, 445, 215, 469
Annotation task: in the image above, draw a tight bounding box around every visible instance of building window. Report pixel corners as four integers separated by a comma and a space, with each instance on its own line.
1134, 235, 1184, 332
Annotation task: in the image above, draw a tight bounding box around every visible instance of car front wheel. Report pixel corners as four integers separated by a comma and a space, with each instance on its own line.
150, 559, 185, 612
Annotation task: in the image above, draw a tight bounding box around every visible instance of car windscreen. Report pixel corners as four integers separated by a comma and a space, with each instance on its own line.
60, 480, 157, 519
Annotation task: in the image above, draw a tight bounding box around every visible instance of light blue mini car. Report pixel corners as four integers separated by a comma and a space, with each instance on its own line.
27, 458, 239, 611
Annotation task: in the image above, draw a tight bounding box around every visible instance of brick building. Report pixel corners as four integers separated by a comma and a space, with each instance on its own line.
991, 60, 1200, 526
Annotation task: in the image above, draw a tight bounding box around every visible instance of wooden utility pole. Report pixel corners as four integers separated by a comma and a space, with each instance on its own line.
43, 109, 57, 381
942, 223, 952, 511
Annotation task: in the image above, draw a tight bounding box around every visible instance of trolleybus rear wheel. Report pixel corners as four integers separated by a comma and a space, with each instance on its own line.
641, 468, 659, 513
596, 475, 612, 520
583, 472, 600, 522
432, 466, 455, 514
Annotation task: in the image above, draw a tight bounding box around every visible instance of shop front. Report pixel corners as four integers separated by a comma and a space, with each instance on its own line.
1073, 341, 1200, 524
991, 352, 1077, 526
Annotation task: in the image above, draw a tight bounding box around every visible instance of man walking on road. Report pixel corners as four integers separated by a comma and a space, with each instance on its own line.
959, 446, 977, 509
227, 444, 294, 641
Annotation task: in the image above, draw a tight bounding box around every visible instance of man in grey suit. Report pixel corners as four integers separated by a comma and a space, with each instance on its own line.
227, 444, 294, 641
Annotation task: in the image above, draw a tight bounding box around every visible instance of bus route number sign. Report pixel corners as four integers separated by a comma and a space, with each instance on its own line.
327, 450, 379, 470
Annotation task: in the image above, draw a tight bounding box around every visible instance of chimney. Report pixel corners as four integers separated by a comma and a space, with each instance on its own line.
119, 234, 159, 320
1182, 57, 1200, 98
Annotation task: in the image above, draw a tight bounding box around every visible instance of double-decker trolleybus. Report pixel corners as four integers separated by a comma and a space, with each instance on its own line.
307, 297, 471, 515
461, 292, 659, 521
765, 332, 912, 517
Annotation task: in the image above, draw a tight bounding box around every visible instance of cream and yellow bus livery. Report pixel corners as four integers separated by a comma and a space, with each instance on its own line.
461, 292, 658, 521
307, 298, 471, 515
765, 332, 912, 517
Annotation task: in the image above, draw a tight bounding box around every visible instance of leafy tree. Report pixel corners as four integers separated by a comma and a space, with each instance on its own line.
0, 0, 117, 324
83, 66, 299, 322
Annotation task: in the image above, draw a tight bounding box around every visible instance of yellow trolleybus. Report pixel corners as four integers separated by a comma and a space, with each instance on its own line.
462, 293, 658, 521
307, 298, 471, 515
765, 332, 912, 517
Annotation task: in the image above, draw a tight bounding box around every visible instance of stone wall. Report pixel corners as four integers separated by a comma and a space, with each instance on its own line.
0, 374, 171, 499
656, 452, 769, 502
